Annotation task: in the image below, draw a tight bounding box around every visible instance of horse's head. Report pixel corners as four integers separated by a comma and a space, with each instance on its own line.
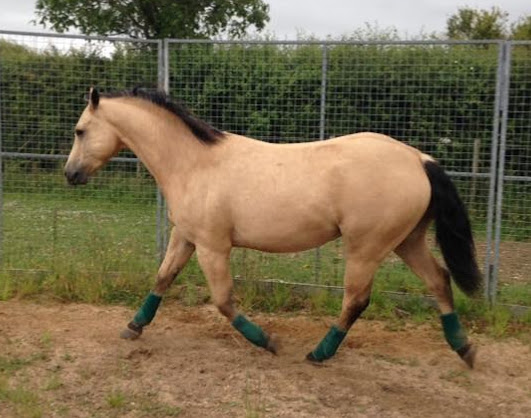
64, 88, 124, 185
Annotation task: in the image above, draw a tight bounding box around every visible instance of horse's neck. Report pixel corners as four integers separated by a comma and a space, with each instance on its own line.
104, 100, 208, 198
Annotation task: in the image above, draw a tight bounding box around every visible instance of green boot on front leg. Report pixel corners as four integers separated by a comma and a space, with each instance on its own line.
231, 314, 277, 354
306, 325, 347, 363
120, 292, 162, 340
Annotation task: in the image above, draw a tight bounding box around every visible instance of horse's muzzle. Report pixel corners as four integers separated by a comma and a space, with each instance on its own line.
64, 168, 89, 185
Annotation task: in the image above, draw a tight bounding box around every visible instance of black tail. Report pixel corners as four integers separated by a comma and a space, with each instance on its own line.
423, 160, 482, 296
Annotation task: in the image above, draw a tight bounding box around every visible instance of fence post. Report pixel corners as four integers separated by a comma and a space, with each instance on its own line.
484, 42, 505, 301
489, 42, 512, 305
0, 59, 3, 269
156, 39, 170, 262
315, 44, 328, 283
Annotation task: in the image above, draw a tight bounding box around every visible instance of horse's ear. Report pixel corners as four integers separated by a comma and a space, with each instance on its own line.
89, 87, 100, 110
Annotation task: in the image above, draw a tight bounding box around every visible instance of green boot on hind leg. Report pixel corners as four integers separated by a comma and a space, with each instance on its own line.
441, 312, 477, 368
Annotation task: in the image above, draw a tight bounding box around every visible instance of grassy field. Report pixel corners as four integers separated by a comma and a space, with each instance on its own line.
1, 187, 530, 337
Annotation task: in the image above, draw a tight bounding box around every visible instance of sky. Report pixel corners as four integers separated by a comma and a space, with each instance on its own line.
0, 0, 529, 39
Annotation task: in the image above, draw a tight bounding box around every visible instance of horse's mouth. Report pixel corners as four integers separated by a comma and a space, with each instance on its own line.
65, 169, 89, 186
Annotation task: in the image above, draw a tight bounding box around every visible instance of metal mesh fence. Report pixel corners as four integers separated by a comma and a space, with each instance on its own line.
0, 32, 160, 277
0, 32, 528, 305
167, 40, 501, 291
493, 42, 531, 305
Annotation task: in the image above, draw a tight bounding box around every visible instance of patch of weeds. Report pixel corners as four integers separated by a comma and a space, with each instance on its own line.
106, 389, 126, 409
56, 405, 70, 416
62, 353, 75, 363
43, 374, 63, 391
139, 400, 182, 417
0, 376, 43, 418
237, 281, 261, 312
262, 283, 292, 312
39, 331, 53, 350
485, 306, 512, 338
364, 291, 397, 320
244, 375, 265, 418
0, 356, 34, 373
0, 351, 50, 374
0, 274, 14, 300
182, 279, 200, 307
400, 295, 436, 323
439, 369, 472, 387
309, 290, 341, 316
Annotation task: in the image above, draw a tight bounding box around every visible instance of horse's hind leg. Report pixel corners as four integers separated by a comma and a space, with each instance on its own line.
120, 227, 195, 340
395, 224, 477, 368
195, 245, 276, 354
307, 256, 378, 362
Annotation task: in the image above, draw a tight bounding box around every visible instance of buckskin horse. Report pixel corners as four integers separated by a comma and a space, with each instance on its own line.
64, 87, 482, 367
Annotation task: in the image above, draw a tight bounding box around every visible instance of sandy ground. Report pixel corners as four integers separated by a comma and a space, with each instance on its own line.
0, 300, 530, 418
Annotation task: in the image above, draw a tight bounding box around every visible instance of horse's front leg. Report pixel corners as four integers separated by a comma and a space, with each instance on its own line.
307, 256, 377, 362
196, 245, 277, 354
120, 228, 195, 339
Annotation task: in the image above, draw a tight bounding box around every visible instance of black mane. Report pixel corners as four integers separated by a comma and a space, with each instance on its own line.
102, 88, 224, 144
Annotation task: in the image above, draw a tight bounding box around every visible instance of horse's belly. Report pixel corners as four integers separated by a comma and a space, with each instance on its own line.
231, 212, 340, 253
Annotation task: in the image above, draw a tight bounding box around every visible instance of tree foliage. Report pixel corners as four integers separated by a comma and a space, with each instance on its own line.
34, 0, 270, 39
447, 6, 531, 40
511, 16, 531, 40
447, 7, 509, 40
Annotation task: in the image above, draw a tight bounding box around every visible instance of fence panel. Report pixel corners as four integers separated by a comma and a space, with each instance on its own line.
0, 32, 161, 283
492, 41, 531, 305
1, 33, 528, 306
166, 40, 500, 296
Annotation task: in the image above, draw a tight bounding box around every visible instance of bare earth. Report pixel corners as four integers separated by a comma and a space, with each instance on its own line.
0, 300, 530, 418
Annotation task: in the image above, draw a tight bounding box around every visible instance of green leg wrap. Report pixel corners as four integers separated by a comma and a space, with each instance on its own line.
441, 312, 468, 351
132, 292, 162, 327
231, 314, 269, 349
309, 325, 347, 362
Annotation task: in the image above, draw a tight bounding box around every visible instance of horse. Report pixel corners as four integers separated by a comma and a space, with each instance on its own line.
64, 87, 482, 367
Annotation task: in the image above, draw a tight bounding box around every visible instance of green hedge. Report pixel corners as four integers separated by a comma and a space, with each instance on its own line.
1, 39, 530, 178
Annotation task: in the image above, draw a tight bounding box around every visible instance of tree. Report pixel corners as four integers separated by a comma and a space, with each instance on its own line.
511, 15, 531, 40
34, 0, 270, 39
446, 7, 509, 40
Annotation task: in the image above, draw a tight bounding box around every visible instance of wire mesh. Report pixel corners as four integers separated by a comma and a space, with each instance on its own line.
494, 42, 531, 304
0, 32, 160, 277
167, 40, 500, 292
0, 33, 527, 305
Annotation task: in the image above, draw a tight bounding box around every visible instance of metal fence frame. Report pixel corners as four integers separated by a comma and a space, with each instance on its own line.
0, 31, 529, 305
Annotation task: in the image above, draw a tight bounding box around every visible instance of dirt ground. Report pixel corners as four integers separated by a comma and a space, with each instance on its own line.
0, 300, 530, 418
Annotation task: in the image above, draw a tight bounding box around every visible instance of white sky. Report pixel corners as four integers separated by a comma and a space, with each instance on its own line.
0, 0, 529, 39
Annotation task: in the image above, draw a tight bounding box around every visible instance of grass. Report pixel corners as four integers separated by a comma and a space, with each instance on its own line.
106, 390, 126, 409
1, 186, 530, 337
0, 377, 43, 418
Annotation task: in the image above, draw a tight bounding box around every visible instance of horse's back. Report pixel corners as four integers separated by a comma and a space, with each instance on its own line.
209, 132, 432, 253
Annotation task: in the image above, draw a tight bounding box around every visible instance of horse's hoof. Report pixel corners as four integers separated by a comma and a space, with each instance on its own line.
266, 333, 278, 355
305, 351, 323, 363
120, 322, 143, 340
457, 343, 477, 369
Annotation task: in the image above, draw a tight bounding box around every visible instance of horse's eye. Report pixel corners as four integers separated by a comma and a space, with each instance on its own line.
75, 129, 85, 137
